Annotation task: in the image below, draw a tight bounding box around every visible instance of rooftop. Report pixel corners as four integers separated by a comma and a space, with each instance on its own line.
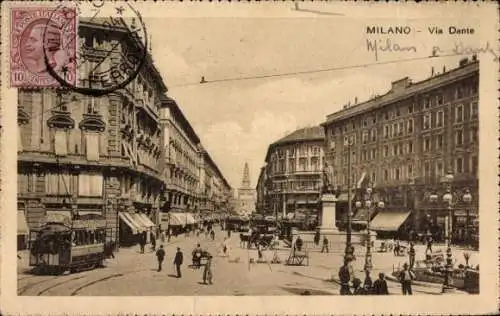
323, 57, 479, 125
273, 126, 325, 146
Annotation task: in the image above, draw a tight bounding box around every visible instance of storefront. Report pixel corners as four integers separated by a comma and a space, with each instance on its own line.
370, 210, 411, 240
17, 210, 29, 250
118, 211, 154, 246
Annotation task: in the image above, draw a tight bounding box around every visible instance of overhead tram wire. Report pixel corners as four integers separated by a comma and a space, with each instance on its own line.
168, 52, 465, 88
22, 51, 462, 122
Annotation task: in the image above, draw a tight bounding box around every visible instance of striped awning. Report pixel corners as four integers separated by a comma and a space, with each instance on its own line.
119, 212, 143, 234
169, 213, 196, 226
18, 211, 29, 235
370, 211, 411, 232
136, 213, 155, 228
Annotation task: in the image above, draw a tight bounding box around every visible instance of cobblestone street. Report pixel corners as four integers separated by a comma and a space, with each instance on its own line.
18, 228, 476, 296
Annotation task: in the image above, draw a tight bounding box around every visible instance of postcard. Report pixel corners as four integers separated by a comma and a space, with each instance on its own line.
1, 1, 498, 315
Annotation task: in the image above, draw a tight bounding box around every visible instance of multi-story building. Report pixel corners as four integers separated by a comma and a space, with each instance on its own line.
260, 126, 325, 220
198, 149, 231, 220
158, 96, 201, 228
322, 57, 479, 243
255, 166, 268, 213
17, 19, 166, 247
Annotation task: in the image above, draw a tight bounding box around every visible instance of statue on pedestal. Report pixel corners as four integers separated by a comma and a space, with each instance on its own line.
322, 161, 334, 194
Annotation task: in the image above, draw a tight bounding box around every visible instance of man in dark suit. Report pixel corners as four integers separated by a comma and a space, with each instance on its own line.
174, 247, 184, 278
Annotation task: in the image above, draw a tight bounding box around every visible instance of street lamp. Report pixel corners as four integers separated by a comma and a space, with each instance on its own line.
441, 186, 454, 293
344, 137, 354, 260
462, 189, 472, 245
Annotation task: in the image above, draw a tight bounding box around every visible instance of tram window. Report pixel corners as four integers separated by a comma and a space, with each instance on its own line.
89, 231, 95, 244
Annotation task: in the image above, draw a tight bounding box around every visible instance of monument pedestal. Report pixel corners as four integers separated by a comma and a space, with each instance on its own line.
318, 193, 339, 234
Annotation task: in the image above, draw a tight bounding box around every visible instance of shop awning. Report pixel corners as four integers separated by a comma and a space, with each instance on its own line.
136, 213, 155, 228
370, 211, 411, 232
43, 211, 72, 227
352, 208, 370, 222
119, 212, 142, 234
169, 213, 196, 226
18, 211, 29, 235
336, 193, 354, 203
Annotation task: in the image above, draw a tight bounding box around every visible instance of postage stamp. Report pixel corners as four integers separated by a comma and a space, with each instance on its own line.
1, 1, 499, 315
10, 6, 77, 87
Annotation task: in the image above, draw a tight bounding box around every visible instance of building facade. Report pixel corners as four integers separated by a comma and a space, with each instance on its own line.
158, 96, 202, 228
17, 19, 166, 247
260, 126, 325, 219
322, 57, 479, 243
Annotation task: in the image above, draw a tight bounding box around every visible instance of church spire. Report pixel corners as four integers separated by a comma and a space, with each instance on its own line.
241, 162, 251, 188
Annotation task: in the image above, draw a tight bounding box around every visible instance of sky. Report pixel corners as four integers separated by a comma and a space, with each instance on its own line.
143, 4, 482, 190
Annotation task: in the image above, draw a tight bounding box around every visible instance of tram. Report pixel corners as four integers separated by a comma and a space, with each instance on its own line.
29, 212, 108, 274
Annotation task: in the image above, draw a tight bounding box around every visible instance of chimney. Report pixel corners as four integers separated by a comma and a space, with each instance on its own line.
472, 54, 478, 61
459, 57, 469, 67
354, 97, 358, 104
431, 67, 434, 76
391, 77, 411, 93
443, 65, 446, 73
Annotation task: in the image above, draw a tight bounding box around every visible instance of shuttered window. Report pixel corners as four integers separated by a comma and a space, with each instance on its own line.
18, 125, 23, 152
85, 133, 100, 161
54, 130, 68, 156
78, 173, 103, 197
45, 173, 72, 195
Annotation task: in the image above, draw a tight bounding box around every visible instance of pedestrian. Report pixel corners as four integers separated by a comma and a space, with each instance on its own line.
394, 239, 400, 256
156, 245, 165, 272
295, 235, 303, 252
372, 272, 389, 295
161, 230, 166, 243
363, 269, 373, 293
426, 235, 433, 254
192, 244, 203, 268
314, 231, 320, 247
352, 278, 365, 295
139, 232, 146, 254
210, 229, 215, 241
227, 228, 231, 238
173, 247, 183, 278
257, 243, 263, 261
151, 232, 157, 251
202, 254, 213, 285
399, 262, 415, 295
321, 236, 329, 253
409, 242, 416, 269
338, 259, 352, 295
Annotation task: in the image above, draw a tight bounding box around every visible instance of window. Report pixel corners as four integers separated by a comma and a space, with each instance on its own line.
393, 144, 398, 156
455, 104, 464, 123
470, 156, 478, 176
312, 146, 320, 156
351, 151, 356, 163
424, 137, 431, 152
423, 113, 431, 130
455, 87, 463, 99
362, 150, 367, 161
470, 127, 478, 144
371, 148, 376, 159
407, 119, 414, 133
362, 130, 369, 144
299, 158, 307, 171
392, 123, 398, 137
408, 141, 414, 153
311, 157, 320, 171
424, 162, 431, 178
351, 122, 356, 130
85, 133, 100, 161
396, 107, 401, 117
470, 101, 478, 119
455, 130, 463, 146
329, 140, 335, 150
54, 130, 68, 156
289, 148, 296, 157
383, 125, 389, 139
384, 112, 389, 120
363, 119, 368, 127
78, 173, 103, 197
384, 169, 389, 181
436, 134, 443, 150
455, 157, 463, 173
395, 168, 401, 180
436, 94, 444, 105
436, 162, 444, 177
87, 97, 99, 114
18, 125, 23, 152
408, 104, 414, 114
436, 110, 444, 127
398, 122, 404, 135
371, 172, 376, 183
371, 128, 377, 141
423, 97, 430, 109
399, 144, 404, 155
407, 164, 413, 178
471, 83, 478, 95
383, 145, 389, 157
288, 159, 296, 172
45, 173, 72, 195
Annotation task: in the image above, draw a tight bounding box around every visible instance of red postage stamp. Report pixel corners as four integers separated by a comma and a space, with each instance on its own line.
10, 6, 77, 87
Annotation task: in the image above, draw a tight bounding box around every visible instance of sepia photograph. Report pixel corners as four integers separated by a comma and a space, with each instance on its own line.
1, 1, 498, 315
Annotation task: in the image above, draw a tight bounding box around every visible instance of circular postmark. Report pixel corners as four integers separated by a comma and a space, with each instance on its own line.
43, 1, 148, 96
